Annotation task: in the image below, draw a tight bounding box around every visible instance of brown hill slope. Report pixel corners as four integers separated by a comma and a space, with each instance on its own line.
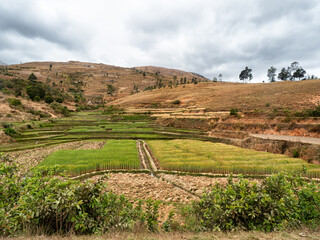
136, 66, 207, 81
3, 61, 207, 102
111, 80, 320, 111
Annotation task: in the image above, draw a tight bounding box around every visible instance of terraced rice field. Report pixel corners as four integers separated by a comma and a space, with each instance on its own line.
147, 139, 320, 177
37, 140, 140, 175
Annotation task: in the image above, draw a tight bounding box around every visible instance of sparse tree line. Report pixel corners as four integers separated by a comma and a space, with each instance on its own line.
270, 61, 311, 82
212, 61, 318, 83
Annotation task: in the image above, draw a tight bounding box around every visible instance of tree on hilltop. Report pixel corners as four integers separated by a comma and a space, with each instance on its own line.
278, 67, 290, 81
267, 66, 277, 82
293, 67, 306, 80
239, 67, 253, 83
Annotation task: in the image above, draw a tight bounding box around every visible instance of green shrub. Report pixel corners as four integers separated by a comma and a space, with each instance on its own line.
145, 199, 160, 232
34, 95, 41, 102
2, 122, 13, 128
7, 98, 22, 107
55, 96, 64, 103
292, 150, 300, 158
172, 100, 181, 105
4, 128, 17, 137
230, 108, 239, 116
44, 94, 54, 104
27, 110, 50, 118
192, 172, 320, 232
26, 84, 46, 101
0, 162, 152, 236
50, 102, 70, 117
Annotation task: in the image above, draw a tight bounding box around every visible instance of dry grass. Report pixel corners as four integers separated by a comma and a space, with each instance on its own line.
112, 80, 320, 111
4, 61, 207, 102
5, 229, 320, 240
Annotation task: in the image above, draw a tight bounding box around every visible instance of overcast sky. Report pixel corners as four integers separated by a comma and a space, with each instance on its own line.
1, 0, 320, 82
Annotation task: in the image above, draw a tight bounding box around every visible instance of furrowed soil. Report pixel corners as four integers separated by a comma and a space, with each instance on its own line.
89, 173, 260, 224
90, 173, 197, 223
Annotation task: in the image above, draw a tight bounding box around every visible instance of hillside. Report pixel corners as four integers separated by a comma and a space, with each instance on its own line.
136, 66, 208, 82
112, 80, 320, 111
1, 61, 208, 103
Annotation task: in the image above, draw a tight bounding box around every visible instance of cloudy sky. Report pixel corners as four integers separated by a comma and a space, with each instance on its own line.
1, 0, 320, 82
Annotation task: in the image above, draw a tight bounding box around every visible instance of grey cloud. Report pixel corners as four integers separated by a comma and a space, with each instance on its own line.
0, 0, 320, 82
0, 4, 85, 51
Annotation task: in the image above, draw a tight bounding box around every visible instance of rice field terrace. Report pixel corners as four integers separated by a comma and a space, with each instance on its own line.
0, 110, 200, 152
147, 139, 320, 178
1, 109, 320, 178
37, 140, 140, 175
2, 108, 320, 236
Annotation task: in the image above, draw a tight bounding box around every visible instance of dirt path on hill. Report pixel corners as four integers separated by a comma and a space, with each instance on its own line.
250, 133, 320, 145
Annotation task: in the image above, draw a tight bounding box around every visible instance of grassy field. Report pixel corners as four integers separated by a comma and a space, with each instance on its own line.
37, 140, 140, 175
68, 126, 106, 132
147, 139, 320, 177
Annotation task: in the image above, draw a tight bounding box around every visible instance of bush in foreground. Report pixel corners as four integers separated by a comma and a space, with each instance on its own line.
192, 172, 320, 231
0, 159, 319, 236
0, 162, 159, 236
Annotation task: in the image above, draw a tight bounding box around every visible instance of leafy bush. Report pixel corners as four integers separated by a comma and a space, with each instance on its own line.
2, 122, 13, 128
26, 84, 46, 101
0, 162, 160, 236
55, 96, 64, 103
50, 102, 70, 117
294, 105, 320, 118
4, 128, 17, 137
172, 100, 181, 105
192, 172, 320, 232
44, 94, 54, 104
230, 108, 239, 116
145, 199, 160, 232
27, 109, 50, 118
34, 95, 41, 102
7, 98, 22, 107
292, 149, 300, 158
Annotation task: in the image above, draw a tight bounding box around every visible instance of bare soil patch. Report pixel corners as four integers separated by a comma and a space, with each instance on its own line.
92, 173, 196, 204
158, 173, 261, 196
90, 173, 197, 223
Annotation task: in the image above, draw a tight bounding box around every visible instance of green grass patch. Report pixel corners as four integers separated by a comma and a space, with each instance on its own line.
111, 128, 154, 132
68, 126, 106, 132
37, 140, 140, 175
147, 139, 320, 177
113, 114, 149, 121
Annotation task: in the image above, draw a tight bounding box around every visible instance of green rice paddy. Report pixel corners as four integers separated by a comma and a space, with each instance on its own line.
5, 110, 319, 178
37, 140, 140, 175
147, 139, 320, 177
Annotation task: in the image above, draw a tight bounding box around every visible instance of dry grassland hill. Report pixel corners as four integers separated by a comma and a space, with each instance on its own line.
2, 61, 208, 103
112, 80, 320, 112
